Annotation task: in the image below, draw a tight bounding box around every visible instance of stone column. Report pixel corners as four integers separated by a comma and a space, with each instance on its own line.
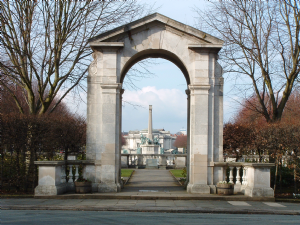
119, 89, 124, 186
207, 53, 215, 192
87, 42, 124, 193
213, 58, 224, 186
187, 84, 211, 194
184, 89, 190, 188
97, 83, 122, 192
188, 46, 223, 192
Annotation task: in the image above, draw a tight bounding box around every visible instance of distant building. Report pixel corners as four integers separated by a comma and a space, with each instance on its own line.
122, 128, 176, 154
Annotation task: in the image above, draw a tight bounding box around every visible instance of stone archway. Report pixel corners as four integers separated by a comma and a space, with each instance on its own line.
86, 13, 224, 193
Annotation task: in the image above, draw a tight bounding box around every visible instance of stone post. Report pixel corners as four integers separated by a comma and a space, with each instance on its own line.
159, 155, 167, 170
244, 164, 274, 197
34, 161, 67, 196
187, 85, 211, 194
184, 89, 190, 189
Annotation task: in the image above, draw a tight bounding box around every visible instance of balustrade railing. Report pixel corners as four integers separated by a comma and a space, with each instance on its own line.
34, 158, 273, 198
214, 162, 274, 197
34, 160, 94, 196
121, 154, 187, 169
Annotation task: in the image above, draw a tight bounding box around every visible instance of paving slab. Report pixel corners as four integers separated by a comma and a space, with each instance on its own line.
263, 202, 286, 207
228, 201, 251, 206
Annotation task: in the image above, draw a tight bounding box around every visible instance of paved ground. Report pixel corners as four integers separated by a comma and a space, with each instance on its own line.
2, 198, 300, 215
123, 169, 183, 192
2, 211, 300, 225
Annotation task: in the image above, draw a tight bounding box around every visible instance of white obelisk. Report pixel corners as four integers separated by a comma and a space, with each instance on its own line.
147, 105, 153, 140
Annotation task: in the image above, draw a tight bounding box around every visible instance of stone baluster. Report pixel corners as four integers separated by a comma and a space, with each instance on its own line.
229, 167, 234, 183
223, 167, 227, 181
61, 165, 66, 183
74, 165, 79, 181
242, 167, 248, 186
68, 164, 73, 182
236, 167, 241, 185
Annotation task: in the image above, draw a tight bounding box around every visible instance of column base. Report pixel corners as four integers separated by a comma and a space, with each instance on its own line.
245, 187, 274, 197
187, 184, 210, 194
234, 183, 242, 194
209, 185, 216, 194
98, 182, 121, 193
35, 183, 67, 196
92, 183, 98, 192
67, 182, 75, 192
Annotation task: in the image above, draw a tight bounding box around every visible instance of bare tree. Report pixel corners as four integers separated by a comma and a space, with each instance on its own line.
195, 0, 300, 122
0, 1, 148, 115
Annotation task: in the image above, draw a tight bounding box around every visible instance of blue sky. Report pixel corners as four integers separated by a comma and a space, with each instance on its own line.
65, 0, 241, 133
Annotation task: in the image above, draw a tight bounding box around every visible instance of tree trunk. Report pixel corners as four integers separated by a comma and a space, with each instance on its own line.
257, 147, 262, 163
1, 150, 3, 189
294, 164, 298, 194
279, 163, 282, 193
16, 150, 20, 191
274, 159, 278, 194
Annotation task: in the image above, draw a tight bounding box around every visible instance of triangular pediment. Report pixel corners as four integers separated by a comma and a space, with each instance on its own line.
88, 13, 223, 45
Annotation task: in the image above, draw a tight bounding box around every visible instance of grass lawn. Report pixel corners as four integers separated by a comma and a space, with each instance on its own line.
170, 169, 184, 178
121, 169, 134, 177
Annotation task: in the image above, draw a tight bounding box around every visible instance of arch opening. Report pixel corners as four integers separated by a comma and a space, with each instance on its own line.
121, 57, 189, 192
120, 49, 191, 85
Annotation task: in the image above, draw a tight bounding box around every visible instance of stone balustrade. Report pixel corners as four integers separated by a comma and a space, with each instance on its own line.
34, 160, 94, 196
214, 162, 275, 197
121, 154, 187, 169
34, 159, 274, 197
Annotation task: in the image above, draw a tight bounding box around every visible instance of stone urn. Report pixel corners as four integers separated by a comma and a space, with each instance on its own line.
216, 183, 234, 195
74, 181, 92, 194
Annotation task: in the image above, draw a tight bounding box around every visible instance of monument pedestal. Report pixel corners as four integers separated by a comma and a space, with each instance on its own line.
141, 144, 159, 154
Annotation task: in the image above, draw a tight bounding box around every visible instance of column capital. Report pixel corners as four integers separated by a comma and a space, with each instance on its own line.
188, 85, 210, 95
188, 84, 210, 91
89, 42, 124, 52
100, 83, 122, 90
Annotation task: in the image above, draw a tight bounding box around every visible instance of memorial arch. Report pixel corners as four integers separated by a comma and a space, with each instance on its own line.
86, 13, 224, 193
